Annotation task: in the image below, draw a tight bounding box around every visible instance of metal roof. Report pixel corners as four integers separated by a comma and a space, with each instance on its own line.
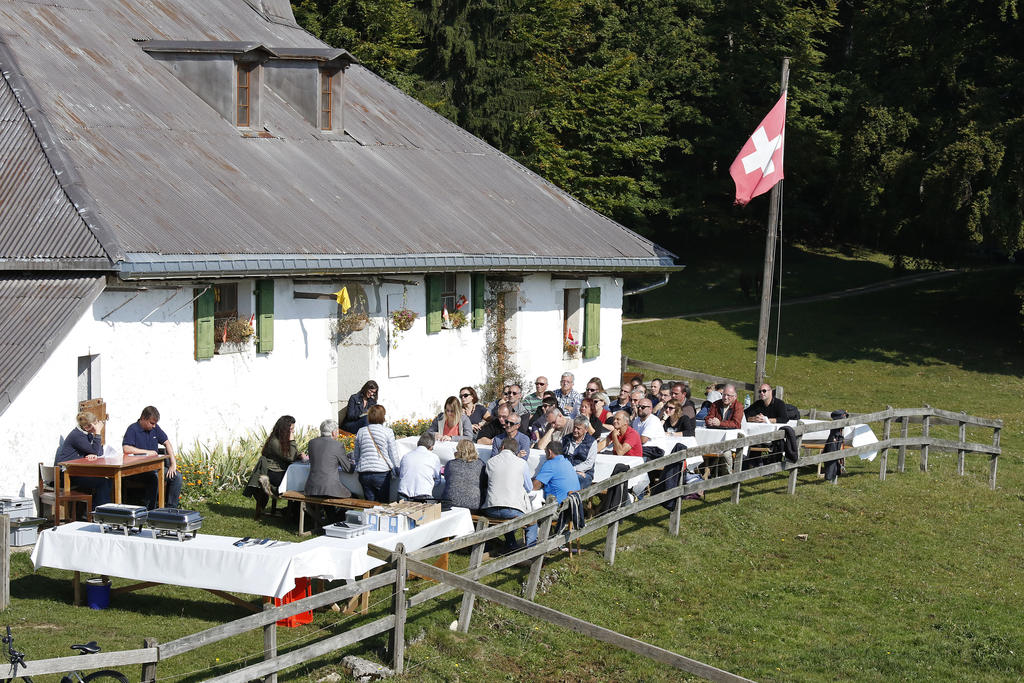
0, 0, 676, 278
0, 276, 105, 414
0, 42, 110, 266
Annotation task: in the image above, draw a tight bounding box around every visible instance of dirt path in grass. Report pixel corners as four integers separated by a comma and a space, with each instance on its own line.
623, 268, 962, 325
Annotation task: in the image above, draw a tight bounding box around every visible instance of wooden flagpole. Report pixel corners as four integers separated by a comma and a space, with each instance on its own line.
754, 57, 790, 390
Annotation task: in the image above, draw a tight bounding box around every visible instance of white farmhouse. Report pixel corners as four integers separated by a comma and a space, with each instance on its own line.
0, 0, 675, 495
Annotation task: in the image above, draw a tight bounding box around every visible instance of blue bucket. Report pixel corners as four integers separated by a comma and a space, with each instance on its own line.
86, 578, 111, 610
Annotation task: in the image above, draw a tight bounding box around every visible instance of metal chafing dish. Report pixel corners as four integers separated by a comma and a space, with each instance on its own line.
146, 507, 203, 541
93, 504, 148, 535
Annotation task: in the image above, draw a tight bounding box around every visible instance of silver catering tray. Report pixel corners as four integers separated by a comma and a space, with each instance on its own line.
146, 507, 203, 540
93, 504, 149, 535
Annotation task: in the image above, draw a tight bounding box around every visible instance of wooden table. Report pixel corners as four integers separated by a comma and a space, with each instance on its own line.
61, 454, 166, 508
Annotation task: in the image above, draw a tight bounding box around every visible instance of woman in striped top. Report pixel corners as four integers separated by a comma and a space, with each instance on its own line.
353, 404, 399, 502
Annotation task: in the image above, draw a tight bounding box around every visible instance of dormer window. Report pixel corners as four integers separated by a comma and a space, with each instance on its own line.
237, 64, 253, 127
320, 71, 333, 130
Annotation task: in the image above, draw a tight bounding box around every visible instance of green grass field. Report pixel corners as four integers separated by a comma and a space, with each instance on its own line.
5, 254, 1023, 681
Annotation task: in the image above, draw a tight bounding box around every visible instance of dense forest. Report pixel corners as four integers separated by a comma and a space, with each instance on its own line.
291, 0, 1023, 269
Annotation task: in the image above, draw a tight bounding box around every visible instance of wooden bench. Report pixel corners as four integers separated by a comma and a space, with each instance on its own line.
278, 491, 377, 535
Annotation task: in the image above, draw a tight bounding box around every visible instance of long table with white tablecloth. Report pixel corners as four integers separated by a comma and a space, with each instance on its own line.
31, 509, 474, 599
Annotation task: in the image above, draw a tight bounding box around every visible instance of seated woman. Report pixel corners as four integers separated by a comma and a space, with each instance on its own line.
353, 405, 399, 502
55, 411, 113, 507
429, 396, 474, 441
662, 399, 696, 436
341, 380, 378, 434
245, 415, 306, 517
440, 440, 486, 512
459, 386, 488, 434
578, 397, 606, 438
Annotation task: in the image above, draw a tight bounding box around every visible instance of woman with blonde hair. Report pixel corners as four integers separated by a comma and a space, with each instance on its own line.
429, 395, 473, 441
440, 439, 486, 511
662, 399, 695, 436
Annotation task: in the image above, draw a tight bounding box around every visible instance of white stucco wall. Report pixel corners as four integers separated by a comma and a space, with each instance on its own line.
0, 274, 624, 495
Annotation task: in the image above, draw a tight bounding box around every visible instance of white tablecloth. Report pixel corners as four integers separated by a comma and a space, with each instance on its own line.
31, 509, 474, 598
799, 421, 879, 461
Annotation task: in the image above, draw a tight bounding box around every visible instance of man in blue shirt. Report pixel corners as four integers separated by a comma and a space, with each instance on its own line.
532, 442, 579, 504
491, 415, 531, 458
122, 406, 182, 508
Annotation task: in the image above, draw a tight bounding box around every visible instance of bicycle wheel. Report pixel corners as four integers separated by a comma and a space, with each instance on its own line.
81, 671, 129, 683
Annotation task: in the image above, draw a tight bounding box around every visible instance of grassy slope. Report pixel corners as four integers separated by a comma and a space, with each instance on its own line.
6, 254, 1023, 681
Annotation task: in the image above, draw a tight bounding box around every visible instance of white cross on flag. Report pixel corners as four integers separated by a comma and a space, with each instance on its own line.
729, 92, 787, 205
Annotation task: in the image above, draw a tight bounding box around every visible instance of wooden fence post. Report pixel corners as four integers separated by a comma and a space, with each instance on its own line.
390, 544, 407, 674
787, 435, 802, 495
525, 501, 556, 601
957, 417, 967, 476
262, 602, 277, 683
897, 417, 908, 473
990, 427, 1001, 490
142, 638, 158, 683
1, 514, 8, 611
880, 407, 892, 481
457, 519, 489, 633
604, 520, 619, 565
731, 450, 743, 504
920, 405, 931, 472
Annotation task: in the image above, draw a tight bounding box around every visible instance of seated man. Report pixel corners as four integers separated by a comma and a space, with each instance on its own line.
608, 386, 632, 414
653, 385, 672, 418
607, 410, 642, 456
630, 398, 666, 445
56, 411, 113, 507
521, 376, 548, 414
304, 419, 353, 499
475, 404, 511, 445
745, 384, 788, 424
483, 440, 537, 550
491, 414, 531, 458
704, 385, 742, 476
398, 432, 442, 502
561, 417, 597, 489
670, 382, 697, 420
704, 385, 742, 430
553, 372, 582, 416
122, 406, 182, 509
526, 395, 558, 439
535, 406, 572, 450
533, 442, 578, 503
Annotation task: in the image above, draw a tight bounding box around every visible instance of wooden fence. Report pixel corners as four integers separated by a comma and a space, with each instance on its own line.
9, 405, 1002, 682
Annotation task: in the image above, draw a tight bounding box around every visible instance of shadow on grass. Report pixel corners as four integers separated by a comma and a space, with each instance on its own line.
639, 268, 1023, 377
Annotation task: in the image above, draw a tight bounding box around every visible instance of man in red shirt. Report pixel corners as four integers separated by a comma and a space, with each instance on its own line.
704, 384, 742, 476
608, 411, 642, 456
705, 384, 742, 429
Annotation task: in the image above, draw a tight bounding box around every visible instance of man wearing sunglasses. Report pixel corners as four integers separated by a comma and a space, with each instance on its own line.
521, 377, 548, 414
745, 384, 788, 424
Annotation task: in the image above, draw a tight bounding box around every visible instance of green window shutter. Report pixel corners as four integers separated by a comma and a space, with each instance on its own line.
425, 274, 442, 334
472, 274, 486, 329
255, 279, 274, 353
582, 286, 601, 359
194, 287, 215, 360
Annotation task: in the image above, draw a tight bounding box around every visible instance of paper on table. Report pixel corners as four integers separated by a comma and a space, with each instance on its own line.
103, 444, 123, 464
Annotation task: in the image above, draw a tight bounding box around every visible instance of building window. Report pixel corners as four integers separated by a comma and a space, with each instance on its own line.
320, 71, 333, 130
77, 354, 100, 403
441, 273, 456, 313
582, 286, 601, 358
563, 288, 582, 357
237, 64, 252, 127
214, 283, 238, 331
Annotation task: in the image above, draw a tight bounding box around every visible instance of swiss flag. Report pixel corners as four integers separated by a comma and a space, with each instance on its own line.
729, 93, 787, 205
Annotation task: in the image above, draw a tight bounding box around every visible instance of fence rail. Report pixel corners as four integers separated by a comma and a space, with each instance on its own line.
14, 404, 1002, 682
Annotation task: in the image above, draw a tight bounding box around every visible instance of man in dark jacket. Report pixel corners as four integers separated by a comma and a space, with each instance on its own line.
745, 384, 789, 424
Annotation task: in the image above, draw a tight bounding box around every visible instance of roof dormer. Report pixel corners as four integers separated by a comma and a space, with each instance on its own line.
138, 41, 355, 132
